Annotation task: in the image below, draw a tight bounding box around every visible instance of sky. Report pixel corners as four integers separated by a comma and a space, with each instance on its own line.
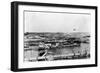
24, 11, 91, 33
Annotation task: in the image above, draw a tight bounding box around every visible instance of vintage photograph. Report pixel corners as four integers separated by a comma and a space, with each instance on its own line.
24, 11, 91, 62
11, 2, 97, 71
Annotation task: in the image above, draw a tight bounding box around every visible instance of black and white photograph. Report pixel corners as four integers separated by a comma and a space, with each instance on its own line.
11, 1, 97, 71
24, 11, 91, 62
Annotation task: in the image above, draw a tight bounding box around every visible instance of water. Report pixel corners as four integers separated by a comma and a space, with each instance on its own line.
48, 43, 90, 56
24, 43, 90, 61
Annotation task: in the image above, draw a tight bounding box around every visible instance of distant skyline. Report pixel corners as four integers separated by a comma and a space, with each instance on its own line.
25, 11, 91, 33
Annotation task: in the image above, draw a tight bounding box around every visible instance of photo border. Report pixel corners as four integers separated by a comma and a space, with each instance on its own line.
11, 1, 98, 72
